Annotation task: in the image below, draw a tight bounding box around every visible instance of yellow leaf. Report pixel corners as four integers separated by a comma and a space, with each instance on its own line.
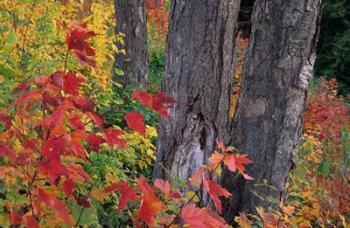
186, 191, 200, 203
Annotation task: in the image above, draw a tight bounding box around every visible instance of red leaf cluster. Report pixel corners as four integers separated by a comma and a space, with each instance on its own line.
145, 0, 168, 39
304, 79, 349, 142
124, 112, 146, 135
38, 188, 73, 225
105, 181, 138, 210
132, 91, 176, 117
66, 23, 96, 67
137, 177, 167, 226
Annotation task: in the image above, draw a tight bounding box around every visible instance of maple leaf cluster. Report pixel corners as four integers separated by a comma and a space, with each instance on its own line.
304, 78, 349, 142
104, 141, 253, 227
145, 0, 168, 39
66, 23, 96, 67
0, 22, 177, 227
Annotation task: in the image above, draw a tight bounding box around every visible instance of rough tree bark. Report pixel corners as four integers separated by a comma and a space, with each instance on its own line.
153, 0, 240, 185
222, 0, 323, 220
114, 0, 148, 89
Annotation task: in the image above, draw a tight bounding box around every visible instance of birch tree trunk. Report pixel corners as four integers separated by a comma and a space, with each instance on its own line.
114, 0, 148, 89
221, 0, 323, 219
153, 0, 240, 185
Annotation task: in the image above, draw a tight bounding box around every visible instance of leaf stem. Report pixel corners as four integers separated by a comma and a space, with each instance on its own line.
74, 206, 85, 227
64, 49, 69, 73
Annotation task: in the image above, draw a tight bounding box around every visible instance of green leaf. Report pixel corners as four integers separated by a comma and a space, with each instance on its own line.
0, 66, 14, 78
341, 129, 350, 160
6, 32, 17, 46
71, 205, 99, 226
317, 159, 331, 177
114, 68, 124, 76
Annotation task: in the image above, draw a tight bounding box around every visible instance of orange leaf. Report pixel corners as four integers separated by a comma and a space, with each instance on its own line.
209, 151, 224, 170
137, 177, 166, 226
181, 204, 228, 228
223, 154, 253, 178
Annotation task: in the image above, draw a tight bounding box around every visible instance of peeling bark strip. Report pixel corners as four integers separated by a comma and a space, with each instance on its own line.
154, 0, 240, 183
114, 0, 148, 89
222, 0, 323, 219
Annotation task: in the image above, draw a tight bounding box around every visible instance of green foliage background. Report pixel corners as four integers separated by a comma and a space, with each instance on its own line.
314, 0, 350, 94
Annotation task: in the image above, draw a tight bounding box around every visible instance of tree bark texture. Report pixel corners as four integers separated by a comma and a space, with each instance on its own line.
222, 0, 323, 220
153, 0, 240, 185
114, 0, 148, 89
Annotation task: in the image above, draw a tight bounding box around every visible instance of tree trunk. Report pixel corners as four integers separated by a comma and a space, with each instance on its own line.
114, 0, 148, 89
222, 0, 323, 220
153, 0, 240, 185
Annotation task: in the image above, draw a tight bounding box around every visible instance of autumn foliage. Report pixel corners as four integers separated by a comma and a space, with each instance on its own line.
0, 22, 253, 227
145, 0, 168, 40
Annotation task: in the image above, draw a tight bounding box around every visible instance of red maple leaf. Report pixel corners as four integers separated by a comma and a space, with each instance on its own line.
132, 91, 176, 117
49, 71, 85, 96
0, 143, 16, 163
0, 111, 11, 129
71, 97, 95, 112
23, 216, 39, 228
152, 92, 176, 117
14, 89, 43, 105
69, 114, 86, 131
66, 23, 96, 67
50, 71, 65, 88
42, 92, 61, 107
63, 179, 76, 197
41, 137, 66, 160
137, 177, 166, 226
124, 112, 146, 135
39, 159, 69, 183
67, 163, 92, 183
63, 72, 85, 96
38, 188, 73, 225
37, 107, 66, 130
131, 91, 153, 107
74, 50, 97, 67
87, 134, 105, 151
203, 178, 231, 213
23, 139, 38, 151
34, 75, 50, 85
104, 181, 138, 210
105, 128, 126, 148
10, 208, 22, 225
87, 111, 105, 128
13, 82, 29, 93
